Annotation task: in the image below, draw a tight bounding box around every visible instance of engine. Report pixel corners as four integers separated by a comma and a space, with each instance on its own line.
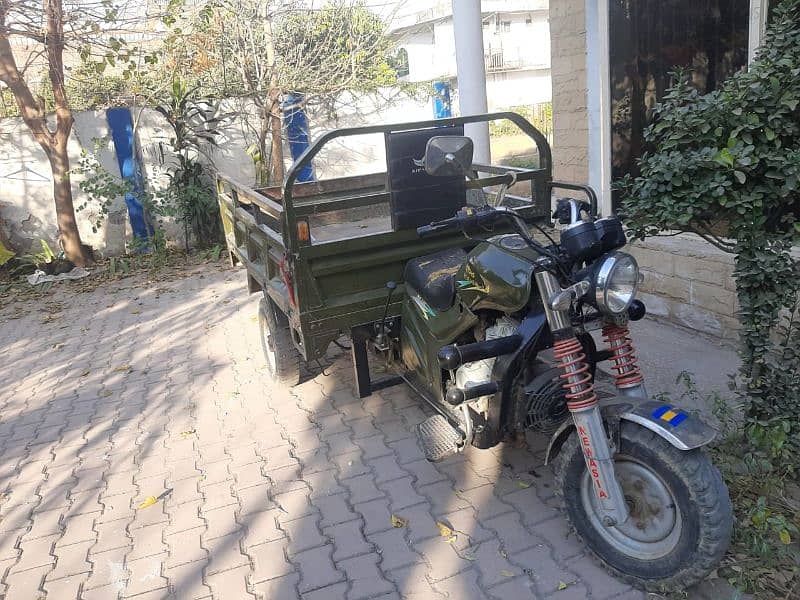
454, 316, 519, 414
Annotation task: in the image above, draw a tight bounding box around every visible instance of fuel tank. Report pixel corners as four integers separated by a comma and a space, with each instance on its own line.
455, 234, 539, 313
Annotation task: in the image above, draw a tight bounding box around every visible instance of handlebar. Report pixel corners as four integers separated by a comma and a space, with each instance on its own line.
416, 205, 527, 239
416, 213, 471, 238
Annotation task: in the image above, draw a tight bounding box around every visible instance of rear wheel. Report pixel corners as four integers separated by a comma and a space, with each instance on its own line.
553, 423, 732, 592
258, 296, 301, 386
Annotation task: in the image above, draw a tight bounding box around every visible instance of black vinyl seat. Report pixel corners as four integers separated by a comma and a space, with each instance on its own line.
404, 248, 467, 312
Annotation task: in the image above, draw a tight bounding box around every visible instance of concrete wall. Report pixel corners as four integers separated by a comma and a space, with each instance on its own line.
628, 235, 740, 340
0, 111, 132, 257
548, 0, 589, 182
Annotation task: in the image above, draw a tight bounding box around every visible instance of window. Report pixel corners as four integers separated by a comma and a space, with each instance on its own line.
501, 21, 511, 33
608, 0, 749, 209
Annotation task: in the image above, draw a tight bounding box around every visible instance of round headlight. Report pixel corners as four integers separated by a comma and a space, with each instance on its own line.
595, 252, 639, 314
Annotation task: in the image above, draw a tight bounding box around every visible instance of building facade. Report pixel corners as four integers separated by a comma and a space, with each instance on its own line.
390, 0, 552, 110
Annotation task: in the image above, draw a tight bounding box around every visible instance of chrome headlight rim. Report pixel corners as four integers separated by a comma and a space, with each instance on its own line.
595, 251, 640, 315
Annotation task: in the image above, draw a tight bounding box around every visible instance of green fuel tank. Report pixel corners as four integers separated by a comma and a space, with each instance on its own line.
455, 235, 539, 313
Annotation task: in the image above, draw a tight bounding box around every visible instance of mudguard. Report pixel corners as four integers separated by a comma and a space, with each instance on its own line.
544, 399, 717, 465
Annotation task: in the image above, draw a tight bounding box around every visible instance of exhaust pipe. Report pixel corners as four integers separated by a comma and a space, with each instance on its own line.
438, 334, 522, 370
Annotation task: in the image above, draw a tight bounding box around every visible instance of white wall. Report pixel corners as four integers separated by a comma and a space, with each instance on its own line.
0, 110, 124, 256
486, 70, 552, 108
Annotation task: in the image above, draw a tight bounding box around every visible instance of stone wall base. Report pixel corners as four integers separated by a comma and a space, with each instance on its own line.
628, 234, 740, 340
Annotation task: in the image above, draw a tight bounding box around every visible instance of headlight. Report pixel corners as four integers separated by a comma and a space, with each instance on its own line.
595, 252, 639, 314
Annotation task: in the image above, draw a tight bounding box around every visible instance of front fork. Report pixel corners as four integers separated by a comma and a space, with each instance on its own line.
535, 268, 635, 527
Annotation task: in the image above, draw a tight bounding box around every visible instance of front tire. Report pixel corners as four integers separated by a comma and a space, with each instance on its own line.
553, 422, 732, 592
258, 296, 301, 386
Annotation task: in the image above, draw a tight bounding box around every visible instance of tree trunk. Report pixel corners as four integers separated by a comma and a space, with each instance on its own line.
46, 139, 91, 266
269, 91, 284, 184
0, 0, 92, 267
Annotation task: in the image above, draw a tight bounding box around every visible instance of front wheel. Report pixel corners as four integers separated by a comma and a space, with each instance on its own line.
552, 422, 732, 592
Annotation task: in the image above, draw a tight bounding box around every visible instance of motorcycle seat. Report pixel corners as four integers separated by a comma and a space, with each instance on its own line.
404, 248, 467, 312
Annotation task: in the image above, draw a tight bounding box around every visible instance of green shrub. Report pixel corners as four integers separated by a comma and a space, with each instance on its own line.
619, 0, 800, 434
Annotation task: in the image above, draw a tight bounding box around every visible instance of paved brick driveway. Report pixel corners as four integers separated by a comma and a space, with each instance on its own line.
0, 265, 645, 599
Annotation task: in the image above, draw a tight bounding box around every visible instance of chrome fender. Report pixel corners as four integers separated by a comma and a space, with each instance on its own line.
544, 400, 717, 465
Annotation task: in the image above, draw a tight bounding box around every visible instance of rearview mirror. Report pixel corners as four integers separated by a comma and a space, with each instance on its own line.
423, 136, 474, 177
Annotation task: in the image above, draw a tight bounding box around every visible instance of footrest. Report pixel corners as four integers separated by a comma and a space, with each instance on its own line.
417, 414, 464, 462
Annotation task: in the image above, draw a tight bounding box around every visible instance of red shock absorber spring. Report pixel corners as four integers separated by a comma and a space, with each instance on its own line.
553, 336, 597, 411
602, 323, 644, 388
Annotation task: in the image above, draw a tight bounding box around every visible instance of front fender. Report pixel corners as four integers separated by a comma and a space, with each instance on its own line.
544, 400, 717, 465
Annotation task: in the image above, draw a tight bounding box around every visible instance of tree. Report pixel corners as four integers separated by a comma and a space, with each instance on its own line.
0, 0, 90, 264
163, 0, 398, 185
620, 0, 800, 428
0, 0, 167, 265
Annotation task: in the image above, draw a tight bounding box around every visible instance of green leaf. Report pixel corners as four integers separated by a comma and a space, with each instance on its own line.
713, 148, 734, 167
734, 170, 746, 184
764, 127, 776, 141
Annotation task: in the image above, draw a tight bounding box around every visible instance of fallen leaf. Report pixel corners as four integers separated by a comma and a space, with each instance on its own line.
779, 529, 792, 544
391, 514, 407, 528
435, 521, 454, 538
462, 552, 477, 561
499, 549, 508, 559
444, 536, 457, 544
558, 581, 569, 590
114, 364, 131, 373
80, 370, 91, 377
138, 496, 158, 509
517, 481, 531, 489
101, 390, 114, 397
180, 429, 196, 439
130, 310, 141, 314
500, 569, 515, 577
52, 342, 65, 350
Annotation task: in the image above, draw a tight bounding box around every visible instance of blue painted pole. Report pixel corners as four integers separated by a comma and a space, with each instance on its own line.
282, 94, 314, 182
106, 107, 152, 247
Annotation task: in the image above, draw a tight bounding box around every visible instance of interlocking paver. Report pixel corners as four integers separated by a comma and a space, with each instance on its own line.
379, 476, 426, 512
48, 538, 94, 580
85, 546, 129, 590
249, 538, 294, 583
203, 532, 249, 575
323, 520, 371, 561
293, 543, 343, 593
11, 533, 57, 573
412, 537, 472, 582
202, 504, 240, 540
337, 553, 394, 599
242, 509, 285, 547
313, 493, 356, 528
367, 528, 422, 571
123, 552, 169, 597
206, 564, 256, 599
280, 514, 326, 553
43, 573, 85, 599
511, 544, 578, 595
165, 526, 208, 567
3, 564, 49, 599
434, 568, 491, 600
273, 487, 315, 520
341, 473, 384, 504
165, 560, 212, 599
0, 267, 637, 600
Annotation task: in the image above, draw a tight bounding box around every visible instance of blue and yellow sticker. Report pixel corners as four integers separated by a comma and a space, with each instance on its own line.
651, 405, 688, 427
